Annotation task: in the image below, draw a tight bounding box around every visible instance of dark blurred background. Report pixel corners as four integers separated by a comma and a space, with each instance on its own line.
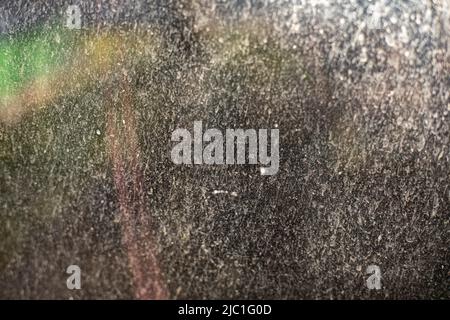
0, 0, 449, 299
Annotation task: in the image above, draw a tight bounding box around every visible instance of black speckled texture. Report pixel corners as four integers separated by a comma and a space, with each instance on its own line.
0, 0, 448, 299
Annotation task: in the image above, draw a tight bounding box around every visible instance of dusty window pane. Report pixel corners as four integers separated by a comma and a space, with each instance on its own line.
0, 0, 449, 300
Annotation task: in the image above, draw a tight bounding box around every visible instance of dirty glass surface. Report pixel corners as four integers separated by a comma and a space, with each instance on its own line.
0, 0, 449, 299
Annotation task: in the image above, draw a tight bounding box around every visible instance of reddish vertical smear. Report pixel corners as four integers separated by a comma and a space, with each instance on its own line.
105, 77, 168, 300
